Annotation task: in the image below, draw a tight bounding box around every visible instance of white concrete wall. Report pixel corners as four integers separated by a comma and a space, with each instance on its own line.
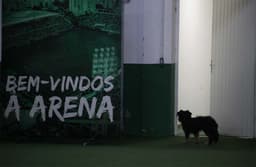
178, 0, 213, 117
123, 0, 175, 64
123, 0, 144, 64
211, 0, 256, 138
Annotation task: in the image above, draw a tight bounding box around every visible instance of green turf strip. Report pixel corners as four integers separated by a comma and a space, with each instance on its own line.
0, 136, 255, 167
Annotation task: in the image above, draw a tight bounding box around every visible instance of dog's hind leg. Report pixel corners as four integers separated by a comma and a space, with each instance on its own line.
213, 130, 219, 143
194, 133, 199, 144
184, 131, 190, 143
206, 129, 219, 144
203, 130, 213, 145
208, 137, 213, 145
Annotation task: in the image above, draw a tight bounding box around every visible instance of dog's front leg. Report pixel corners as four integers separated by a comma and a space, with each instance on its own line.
185, 131, 190, 143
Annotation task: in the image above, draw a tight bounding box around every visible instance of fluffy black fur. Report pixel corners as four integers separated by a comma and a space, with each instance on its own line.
177, 110, 219, 145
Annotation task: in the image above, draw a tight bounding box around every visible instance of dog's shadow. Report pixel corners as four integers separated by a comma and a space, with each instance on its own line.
167, 137, 217, 150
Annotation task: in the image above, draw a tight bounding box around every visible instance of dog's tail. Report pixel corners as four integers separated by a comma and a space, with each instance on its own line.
208, 117, 218, 129
208, 117, 219, 143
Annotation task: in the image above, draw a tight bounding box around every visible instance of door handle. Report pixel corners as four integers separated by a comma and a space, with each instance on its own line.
210, 60, 215, 73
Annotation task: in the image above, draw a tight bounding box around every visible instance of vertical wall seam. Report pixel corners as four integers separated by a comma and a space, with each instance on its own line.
120, 0, 125, 132
174, 0, 180, 135
160, 0, 165, 64
253, 0, 256, 138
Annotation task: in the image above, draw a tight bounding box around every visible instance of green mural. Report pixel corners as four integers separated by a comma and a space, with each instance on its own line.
0, 0, 121, 139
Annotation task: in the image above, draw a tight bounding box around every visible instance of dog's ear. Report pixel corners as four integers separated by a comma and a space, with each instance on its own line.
177, 110, 184, 116
185, 110, 192, 118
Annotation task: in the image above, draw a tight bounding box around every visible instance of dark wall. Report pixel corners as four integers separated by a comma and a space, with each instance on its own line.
124, 64, 175, 136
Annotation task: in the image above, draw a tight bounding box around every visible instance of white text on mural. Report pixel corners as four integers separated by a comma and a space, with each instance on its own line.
4, 75, 115, 122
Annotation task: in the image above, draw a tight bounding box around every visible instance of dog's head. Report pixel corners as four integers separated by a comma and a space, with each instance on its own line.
177, 110, 192, 123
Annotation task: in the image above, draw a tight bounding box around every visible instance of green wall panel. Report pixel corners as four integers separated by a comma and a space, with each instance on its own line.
124, 64, 175, 136
123, 65, 142, 135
